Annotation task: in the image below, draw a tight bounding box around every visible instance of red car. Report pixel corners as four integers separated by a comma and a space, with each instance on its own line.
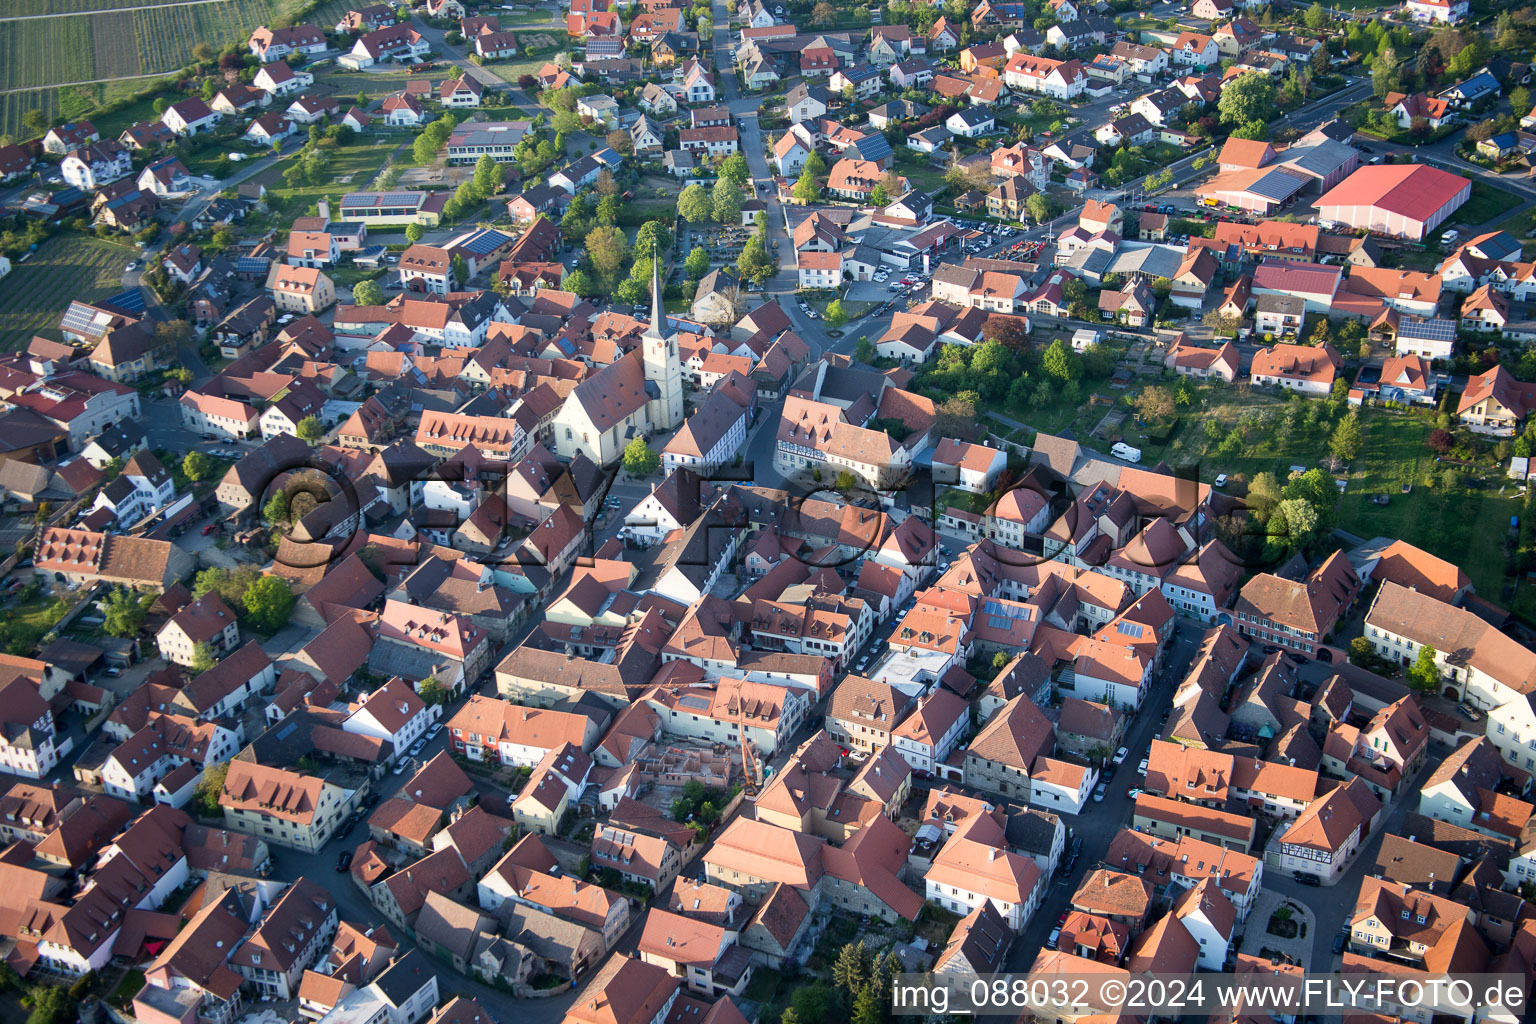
201, 524, 217, 536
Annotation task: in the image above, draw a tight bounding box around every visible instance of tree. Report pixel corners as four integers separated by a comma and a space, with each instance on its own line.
678, 182, 712, 222
1041, 338, 1078, 382
712, 177, 743, 225
585, 225, 629, 282
983, 314, 1030, 350
242, 575, 295, 633
564, 268, 595, 296
295, 415, 324, 444
719, 153, 750, 187
855, 337, 875, 363
21, 109, 48, 140
1247, 471, 1282, 519
936, 394, 978, 437
352, 278, 384, 307
596, 193, 622, 225
190, 642, 217, 674
824, 298, 848, 328
263, 491, 291, 526
1303, 3, 1330, 29
1134, 386, 1176, 423
404, 222, 424, 244
635, 220, 672, 259
1025, 192, 1054, 224
850, 985, 882, 1024
869, 183, 890, 207
811, 1, 836, 25
1309, 316, 1332, 346
418, 677, 450, 706
832, 942, 869, 993
605, 128, 631, 155
792, 169, 821, 203
623, 437, 660, 475
1218, 74, 1278, 126
1372, 48, 1402, 98
182, 451, 216, 482
1513, 87, 1533, 123
791, 984, 834, 1024
1408, 644, 1441, 692
615, 278, 647, 305
194, 565, 260, 606
1427, 428, 1454, 454
23, 979, 74, 1024
192, 762, 228, 818
736, 235, 774, 286
1272, 496, 1320, 546
1330, 412, 1363, 464
472, 153, 502, 198
154, 318, 192, 356
685, 246, 711, 280
102, 588, 147, 638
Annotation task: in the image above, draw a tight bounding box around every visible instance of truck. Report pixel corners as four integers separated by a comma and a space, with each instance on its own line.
1111, 442, 1142, 463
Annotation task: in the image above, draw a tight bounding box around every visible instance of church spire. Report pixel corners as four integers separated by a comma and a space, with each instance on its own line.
648, 239, 665, 339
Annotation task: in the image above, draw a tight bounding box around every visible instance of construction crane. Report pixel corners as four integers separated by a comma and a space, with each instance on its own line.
736, 696, 763, 794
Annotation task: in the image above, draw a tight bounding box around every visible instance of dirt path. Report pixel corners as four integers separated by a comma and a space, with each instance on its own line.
0, 71, 173, 93
0, 0, 224, 21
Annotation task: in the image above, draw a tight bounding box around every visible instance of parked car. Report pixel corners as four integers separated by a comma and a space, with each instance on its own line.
1294, 873, 1322, 887
1332, 933, 1348, 955
1111, 746, 1128, 765
1092, 781, 1108, 802
1137, 758, 1149, 776
335, 850, 353, 872
1047, 927, 1061, 947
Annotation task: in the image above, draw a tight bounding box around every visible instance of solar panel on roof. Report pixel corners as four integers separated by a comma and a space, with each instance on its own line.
235, 256, 270, 274
1249, 169, 1307, 203
104, 289, 146, 314
1399, 317, 1455, 342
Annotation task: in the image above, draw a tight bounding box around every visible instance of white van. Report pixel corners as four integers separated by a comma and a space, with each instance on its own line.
1111, 442, 1142, 463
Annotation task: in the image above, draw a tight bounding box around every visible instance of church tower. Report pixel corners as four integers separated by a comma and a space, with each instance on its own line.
641, 251, 685, 432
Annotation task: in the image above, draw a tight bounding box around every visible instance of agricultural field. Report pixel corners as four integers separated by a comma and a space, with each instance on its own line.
0, 234, 138, 352
0, 0, 166, 15
0, 0, 309, 138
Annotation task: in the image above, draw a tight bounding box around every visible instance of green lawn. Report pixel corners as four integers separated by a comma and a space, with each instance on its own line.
251, 138, 400, 218
0, 233, 138, 351
1452, 181, 1521, 230
893, 149, 948, 193
108, 970, 146, 1008
481, 48, 567, 88
0, 586, 72, 654
1152, 387, 1518, 599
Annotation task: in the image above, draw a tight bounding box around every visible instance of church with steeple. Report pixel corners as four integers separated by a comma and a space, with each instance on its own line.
550, 253, 686, 466
641, 255, 684, 433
